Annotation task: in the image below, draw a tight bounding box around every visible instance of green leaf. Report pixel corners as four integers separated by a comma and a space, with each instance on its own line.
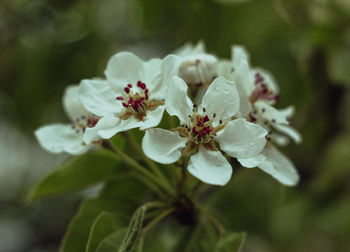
96, 205, 146, 252
96, 228, 128, 252
61, 178, 148, 252
60, 197, 129, 252
28, 149, 123, 200
85, 212, 123, 252
119, 206, 146, 252
215, 232, 246, 252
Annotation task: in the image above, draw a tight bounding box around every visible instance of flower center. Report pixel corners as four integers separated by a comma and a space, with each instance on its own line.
249, 73, 279, 104
116, 81, 163, 121
177, 106, 226, 144
72, 115, 99, 133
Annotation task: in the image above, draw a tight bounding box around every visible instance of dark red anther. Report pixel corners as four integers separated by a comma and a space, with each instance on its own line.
127, 84, 133, 88
145, 89, 149, 100
203, 115, 210, 122
122, 103, 128, 108
205, 126, 211, 133
124, 87, 130, 93
192, 127, 197, 133
213, 113, 216, 118
219, 119, 223, 124
203, 107, 206, 112
116, 96, 124, 100
137, 81, 146, 90
196, 120, 202, 127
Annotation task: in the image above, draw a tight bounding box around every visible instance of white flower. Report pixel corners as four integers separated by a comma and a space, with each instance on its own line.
217, 46, 301, 186
79, 52, 181, 139
35, 85, 117, 155
142, 76, 267, 186
229, 45, 302, 144
175, 41, 218, 86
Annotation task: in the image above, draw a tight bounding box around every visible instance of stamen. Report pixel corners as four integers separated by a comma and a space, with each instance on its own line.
127, 84, 132, 88
124, 87, 130, 94
116, 96, 124, 100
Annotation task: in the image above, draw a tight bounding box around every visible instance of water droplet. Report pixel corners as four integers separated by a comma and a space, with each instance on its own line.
250, 142, 254, 146
215, 87, 219, 91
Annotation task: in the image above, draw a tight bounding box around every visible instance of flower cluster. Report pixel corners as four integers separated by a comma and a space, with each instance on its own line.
36, 42, 301, 186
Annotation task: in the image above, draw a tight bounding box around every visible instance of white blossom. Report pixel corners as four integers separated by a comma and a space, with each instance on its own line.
230, 45, 302, 144
175, 41, 218, 86
142, 76, 267, 186
215, 45, 302, 185
35, 85, 115, 155
78, 52, 181, 139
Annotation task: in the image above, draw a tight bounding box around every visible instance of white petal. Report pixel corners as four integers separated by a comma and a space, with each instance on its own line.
139, 106, 165, 130
63, 85, 90, 122
83, 116, 120, 144
232, 45, 250, 67
175, 41, 205, 56
79, 79, 122, 116
149, 54, 182, 100
165, 76, 193, 125
254, 101, 289, 124
179, 54, 218, 85
192, 41, 206, 54
238, 154, 266, 168
269, 132, 290, 146
97, 117, 143, 139
188, 145, 232, 186
35, 124, 90, 155
142, 128, 187, 164
216, 60, 251, 117
231, 46, 254, 95
143, 58, 162, 85
236, 81, 252, 117
199, 77, 240, 125
273, 124, 302, 144
105, 52, 144, 92
215, 118, 267, 159
216, 60, 234, 80
257, 146, 299, 186
279, 105, 295, 119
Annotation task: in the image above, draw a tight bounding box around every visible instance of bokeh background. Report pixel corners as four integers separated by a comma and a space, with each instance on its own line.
1, 0, 350, 251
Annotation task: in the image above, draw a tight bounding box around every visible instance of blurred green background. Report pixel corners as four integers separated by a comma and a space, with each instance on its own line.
0, 0, 350, 251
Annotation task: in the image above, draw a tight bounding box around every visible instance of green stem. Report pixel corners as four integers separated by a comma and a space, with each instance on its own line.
131, 173, 167, 199
184, 221, 201, 252
104, 140, 175, 195
126, 132, 171, 188
195, 202, 225, 236
143, 201, 169, 210
142, 208, 175, 234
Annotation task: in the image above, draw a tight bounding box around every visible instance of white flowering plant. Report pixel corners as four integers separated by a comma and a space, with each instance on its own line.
30, 42, 301, 252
